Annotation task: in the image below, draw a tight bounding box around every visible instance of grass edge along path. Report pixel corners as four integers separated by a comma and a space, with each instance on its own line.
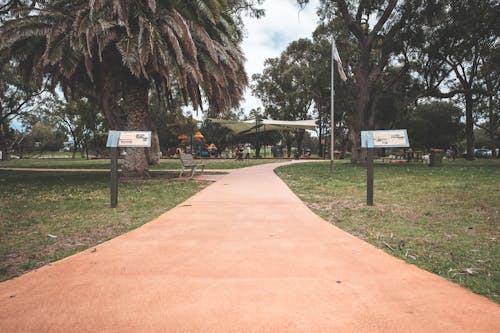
0, 157, 284, 170
0, 170, 209, 281
276, 159, 499, 303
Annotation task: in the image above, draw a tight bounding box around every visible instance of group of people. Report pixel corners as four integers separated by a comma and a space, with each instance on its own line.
173, 143, 218, 158
234, 145, 252, 160
172, 144, 256, 160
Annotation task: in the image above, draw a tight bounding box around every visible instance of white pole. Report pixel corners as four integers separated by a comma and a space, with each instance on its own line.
330, 38, 335, 175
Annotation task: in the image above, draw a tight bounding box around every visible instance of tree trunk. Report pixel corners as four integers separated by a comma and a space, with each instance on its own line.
285, 132, 293, 158
349, 57, 378, 164
122, 75, 150, 177
146, 130, 161, 165
95, 50, 125, 131
488, 95, 497, 158
465, 91, 475, 160
318, 105, 324, 157
0, 108, 7, 161
0, 122, 11, 161
318, 122, 324, 158
0, 140, 10, 161
255, 126, 262, 158
296, 128, 305, 156
144, 111, 160, 165
350, 80, 371, 163
72, 141, 78, 159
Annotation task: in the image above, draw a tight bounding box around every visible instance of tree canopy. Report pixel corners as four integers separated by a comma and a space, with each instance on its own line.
0, 0, 250, 174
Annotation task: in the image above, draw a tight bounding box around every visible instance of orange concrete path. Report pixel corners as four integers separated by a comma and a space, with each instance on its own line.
0, 161, 498, 332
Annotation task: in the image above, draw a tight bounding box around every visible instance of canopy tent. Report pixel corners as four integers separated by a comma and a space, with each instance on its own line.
208, 119, 256, 134
208, 118, 317, 134
261, 119, 317, 131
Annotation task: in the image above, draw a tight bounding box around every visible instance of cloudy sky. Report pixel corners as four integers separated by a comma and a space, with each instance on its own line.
239, 0, 321, 114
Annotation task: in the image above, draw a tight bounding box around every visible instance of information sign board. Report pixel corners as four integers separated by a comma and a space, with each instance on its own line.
105, 130, 151, 208
361, 129, 409, 148
106, 131, 152, 148
361, 129, 410, 206
106, 130, 121, 148
118, 131, 151, 147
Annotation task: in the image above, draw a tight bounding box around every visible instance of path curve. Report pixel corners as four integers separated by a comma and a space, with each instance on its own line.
1, 161, 498, 332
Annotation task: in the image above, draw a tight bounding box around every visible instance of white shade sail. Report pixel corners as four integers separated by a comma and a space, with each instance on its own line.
208, 118, 317, 134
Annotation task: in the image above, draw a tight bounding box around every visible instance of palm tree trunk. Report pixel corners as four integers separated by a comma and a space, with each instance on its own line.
122, 75, 150, 177
145, 112, 160, 165
96, 50, 125, 130
146, 130, 161, 165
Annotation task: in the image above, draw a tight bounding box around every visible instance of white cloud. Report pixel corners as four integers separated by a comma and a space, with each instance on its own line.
239, 0, 320, 113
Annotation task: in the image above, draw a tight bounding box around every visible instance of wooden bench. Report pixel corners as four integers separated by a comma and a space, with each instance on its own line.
179, 154, 206, 179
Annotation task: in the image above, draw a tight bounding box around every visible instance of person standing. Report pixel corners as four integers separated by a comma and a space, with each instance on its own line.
245, 145, 251, 159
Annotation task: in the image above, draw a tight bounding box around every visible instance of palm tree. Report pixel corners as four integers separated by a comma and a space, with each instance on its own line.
0, 0, 248, 176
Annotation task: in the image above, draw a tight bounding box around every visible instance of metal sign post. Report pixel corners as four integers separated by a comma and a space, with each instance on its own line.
361, 129, 410, 206
106, 130, 151, 208
366, 148, 374, 206
110, 147, 119, 208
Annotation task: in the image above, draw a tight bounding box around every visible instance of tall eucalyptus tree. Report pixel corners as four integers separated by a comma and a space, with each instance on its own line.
252, 39, 314, 156
297, 0, 436, 162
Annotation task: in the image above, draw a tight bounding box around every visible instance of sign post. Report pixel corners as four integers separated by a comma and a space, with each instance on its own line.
361, 129, 409, 206
110, 147, 118, 208
106, 130, 151, 208
366, 147, 374, 205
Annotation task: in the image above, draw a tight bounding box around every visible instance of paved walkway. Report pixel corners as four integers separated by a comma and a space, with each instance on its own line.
0, 161, 498, 332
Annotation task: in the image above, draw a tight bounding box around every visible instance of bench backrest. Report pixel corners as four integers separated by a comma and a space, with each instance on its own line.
180, 153, 195, 166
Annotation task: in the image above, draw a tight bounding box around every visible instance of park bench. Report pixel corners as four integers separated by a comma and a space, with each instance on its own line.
179, 153, 206, 179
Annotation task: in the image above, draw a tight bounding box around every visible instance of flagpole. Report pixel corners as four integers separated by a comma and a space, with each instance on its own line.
330, 38, 335, 175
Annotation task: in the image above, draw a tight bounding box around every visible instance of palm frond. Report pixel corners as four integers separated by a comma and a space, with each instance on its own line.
163, 25, 185, 67
168, 9, 198, 62
190, 22, 218, 63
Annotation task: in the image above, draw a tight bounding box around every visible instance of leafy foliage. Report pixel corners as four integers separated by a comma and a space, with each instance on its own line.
252, 39, 316, 155
0, 0, 251, 174
401, 102, 463, 150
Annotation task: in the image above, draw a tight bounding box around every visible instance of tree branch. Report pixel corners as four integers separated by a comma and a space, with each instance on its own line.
337, 0, 365, 41
371, 0, 397, 37
355, 0, 365, 23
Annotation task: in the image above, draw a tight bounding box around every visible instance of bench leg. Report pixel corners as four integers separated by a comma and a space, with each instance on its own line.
179, 167, 185, 178
200, 165, 205, 175
189, 166, 196, 179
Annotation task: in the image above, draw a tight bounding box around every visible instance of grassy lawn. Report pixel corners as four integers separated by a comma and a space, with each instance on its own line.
276, 159, 500, 302
0, 170, 209, 281
0, 157, 286, 170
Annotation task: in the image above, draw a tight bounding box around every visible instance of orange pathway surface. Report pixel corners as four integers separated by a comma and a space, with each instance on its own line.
0, 161, 498, 332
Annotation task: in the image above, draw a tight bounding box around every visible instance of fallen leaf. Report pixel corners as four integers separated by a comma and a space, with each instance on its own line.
463, 268, 480, 275
383, 241, 395, 251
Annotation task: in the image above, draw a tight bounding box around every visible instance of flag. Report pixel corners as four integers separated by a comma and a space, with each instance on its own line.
332, 39, 348, 81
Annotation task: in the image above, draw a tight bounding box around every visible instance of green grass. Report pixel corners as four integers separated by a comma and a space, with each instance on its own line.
0, 170, 209, 281
0, 158, 113, 169
276, 159, 500, 302
0, 157, 286, 170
